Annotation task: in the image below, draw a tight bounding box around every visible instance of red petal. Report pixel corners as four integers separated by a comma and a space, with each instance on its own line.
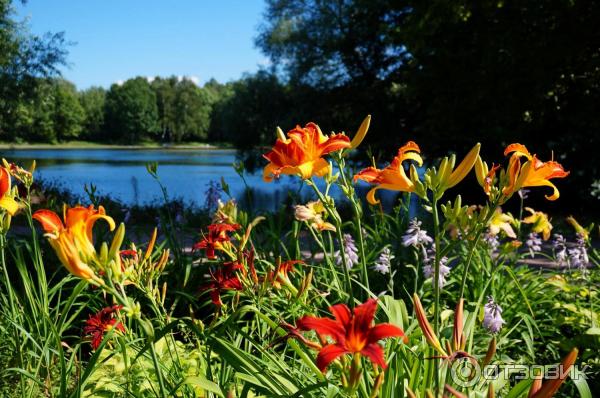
330, 303, 352, 328
361, 343, 387, 368
353, 298, 378, 334
296, 316, 344, 341
316, 344, 348, 372
367, 323, 406, 344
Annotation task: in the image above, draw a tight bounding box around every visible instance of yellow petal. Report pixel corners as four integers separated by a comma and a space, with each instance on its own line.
447, 143, 481, 188
349, 115, 371, 149
0, 195, 19, 216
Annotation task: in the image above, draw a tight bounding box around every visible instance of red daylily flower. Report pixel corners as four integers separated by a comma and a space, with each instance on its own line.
297, 298, 406, 372
83, 305, 125, 350
193, 223, 240, 259
201, 264, 243, 306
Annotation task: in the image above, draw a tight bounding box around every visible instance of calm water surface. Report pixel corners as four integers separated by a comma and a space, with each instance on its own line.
0, 148, 316, 207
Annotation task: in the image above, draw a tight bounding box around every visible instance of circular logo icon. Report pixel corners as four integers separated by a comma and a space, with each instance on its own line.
450, 358, 481, 388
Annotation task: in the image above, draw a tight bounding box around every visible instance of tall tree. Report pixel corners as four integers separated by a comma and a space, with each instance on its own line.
104, 77, 159, 143
0, 0, 68, 140
78, 86, 106, 140
53, 79, 84, 141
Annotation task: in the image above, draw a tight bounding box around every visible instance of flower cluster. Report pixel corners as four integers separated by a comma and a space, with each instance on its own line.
335, 233, 359, 270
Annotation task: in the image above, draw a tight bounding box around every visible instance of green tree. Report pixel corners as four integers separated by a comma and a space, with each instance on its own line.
151, 76, 177, 141
78, 86, 106, 140
104, 77, 159, 143
210, 71, 291, 149
0, 0, 68, 141
172, 78, 211, 142
53, 79, 84, 141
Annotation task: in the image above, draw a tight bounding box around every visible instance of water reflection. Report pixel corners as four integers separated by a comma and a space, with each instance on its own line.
0, 148, 403, 210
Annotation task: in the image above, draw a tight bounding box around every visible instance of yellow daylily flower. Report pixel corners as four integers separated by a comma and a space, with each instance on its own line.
488, 208, 516, 238
33, 205, 117, 281
522, 207, 552, 240
0, 167, 19, 216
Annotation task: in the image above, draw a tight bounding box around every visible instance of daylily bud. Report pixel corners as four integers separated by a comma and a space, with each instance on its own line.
109, 223, 126, 259
276, 126, 286, 141
447, 144, 480, 188
413, 293, 447, 356
145, 227, 158, 260
488, 383, 495, 398
531, 348, 578, 398
405, 386, 418, 398
349, 114, 371, 149
445, 384, 467, 398
452, 298, 464, 352
482, 336, 496, 367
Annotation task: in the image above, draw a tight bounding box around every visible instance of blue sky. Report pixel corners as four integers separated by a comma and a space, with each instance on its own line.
15, 0, 268, 89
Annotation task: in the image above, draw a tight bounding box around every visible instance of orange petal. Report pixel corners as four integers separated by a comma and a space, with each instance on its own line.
33, 209, 64, 233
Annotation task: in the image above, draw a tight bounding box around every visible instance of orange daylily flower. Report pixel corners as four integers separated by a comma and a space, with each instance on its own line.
263, 122, 351, 182
502, 143, 569, 201
354, 141, 423, 205
33, 205, 116, 280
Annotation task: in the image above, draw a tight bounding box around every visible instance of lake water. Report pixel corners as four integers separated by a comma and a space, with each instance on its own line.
0, 148, 316, 208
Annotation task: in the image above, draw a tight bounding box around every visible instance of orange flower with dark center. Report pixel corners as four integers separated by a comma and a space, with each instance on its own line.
354, 141, 422, 204
193, 223, 240, 259
83, 305, 125, 350
263, 122, 350, 182
201, 264, 243, 306
502, 143, 569, 201
296, 298, 406, 372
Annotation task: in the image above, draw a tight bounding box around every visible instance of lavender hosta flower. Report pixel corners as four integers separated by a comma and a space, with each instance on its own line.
373, 247, 393, 274
525, 232, 542, 258
483, 296, 505, 334
423, 252, 450, 288
552, 234, 568, 265
568, 233, 589, 271
204, 180, 223, 212
335, 234, 359, 270
402, 218, 433, 247
483, 233, 500, 253
517, 189, 530, 200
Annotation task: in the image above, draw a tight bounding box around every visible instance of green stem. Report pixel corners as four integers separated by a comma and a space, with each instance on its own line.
336, 156, 370, 294
149, 338, 168, 397
0, 232, 26, 397
307, 179, 354, 306
431, 197, 441, 396
458, 202, 499, 299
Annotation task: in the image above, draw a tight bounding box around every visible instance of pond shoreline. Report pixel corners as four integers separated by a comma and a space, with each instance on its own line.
0, 141, 232, 150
